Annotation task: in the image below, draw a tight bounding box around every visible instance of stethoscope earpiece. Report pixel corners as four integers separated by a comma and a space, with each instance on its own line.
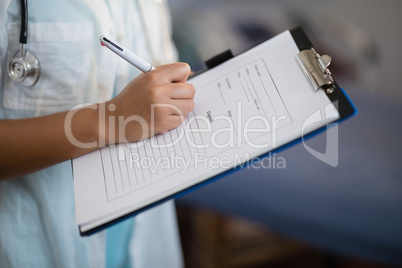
8, 48, 40, 87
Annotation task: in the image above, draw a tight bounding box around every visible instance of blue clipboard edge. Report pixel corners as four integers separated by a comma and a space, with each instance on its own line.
79, 27, 357, 236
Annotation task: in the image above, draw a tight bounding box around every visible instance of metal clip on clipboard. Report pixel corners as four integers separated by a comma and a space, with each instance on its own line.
296, 47, 335, 94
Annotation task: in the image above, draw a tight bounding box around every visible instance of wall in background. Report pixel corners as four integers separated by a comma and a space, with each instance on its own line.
169, 0, 402, 103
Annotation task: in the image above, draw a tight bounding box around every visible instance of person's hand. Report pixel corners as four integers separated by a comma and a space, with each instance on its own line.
104, 62, 195, 145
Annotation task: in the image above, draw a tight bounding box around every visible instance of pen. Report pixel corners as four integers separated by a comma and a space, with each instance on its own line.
99, 35, 156, 73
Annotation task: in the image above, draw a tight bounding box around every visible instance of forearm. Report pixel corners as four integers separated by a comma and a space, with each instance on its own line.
0, 105, 101, 181
0, 63, 194, 181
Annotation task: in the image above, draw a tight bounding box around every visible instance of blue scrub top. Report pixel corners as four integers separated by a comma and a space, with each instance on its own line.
0, 0, 182, 267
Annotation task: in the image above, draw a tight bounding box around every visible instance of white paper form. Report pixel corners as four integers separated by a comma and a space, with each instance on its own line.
73, 30, 340, 232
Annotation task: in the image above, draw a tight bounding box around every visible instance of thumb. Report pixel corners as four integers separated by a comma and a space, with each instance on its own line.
156, 62, 191, 83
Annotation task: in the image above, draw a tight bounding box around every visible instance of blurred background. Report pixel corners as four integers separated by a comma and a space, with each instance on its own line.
167, 0, 402, 267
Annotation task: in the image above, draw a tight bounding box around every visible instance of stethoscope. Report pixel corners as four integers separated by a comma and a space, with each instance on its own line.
7, 0, 172, 87
8, 0, 40, 87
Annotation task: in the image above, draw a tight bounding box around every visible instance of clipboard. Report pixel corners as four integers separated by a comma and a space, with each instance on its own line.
205, 27, 355, 119
73, 27, 356, 236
